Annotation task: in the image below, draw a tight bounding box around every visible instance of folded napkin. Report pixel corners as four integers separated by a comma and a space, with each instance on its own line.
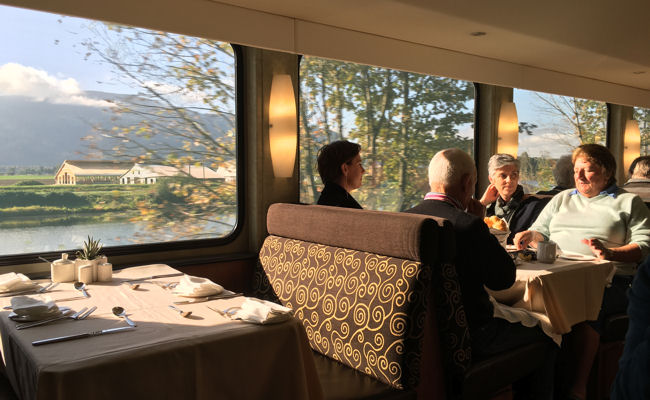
230, 297, 293, 325
0, 272, 37, 293
173, 274, 224, 298
9, 296, 61, 321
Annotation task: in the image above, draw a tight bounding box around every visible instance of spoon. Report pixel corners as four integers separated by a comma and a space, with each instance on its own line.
73, 282, 90, 298
168, 305, 192, 318
112, 306, 136, 327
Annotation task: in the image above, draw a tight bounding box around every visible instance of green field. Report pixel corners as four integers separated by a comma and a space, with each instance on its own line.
0, 180, 236, 228
0, 175, 53, 180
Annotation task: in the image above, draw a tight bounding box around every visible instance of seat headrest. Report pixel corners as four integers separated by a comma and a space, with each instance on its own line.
267, 203, 444, 263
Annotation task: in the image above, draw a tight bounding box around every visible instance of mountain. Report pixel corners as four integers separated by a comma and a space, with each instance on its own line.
0, 91, 233, 167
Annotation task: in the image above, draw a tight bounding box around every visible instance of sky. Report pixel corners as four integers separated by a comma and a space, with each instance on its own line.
0, 5, 125, 93
0, 4, 232, 110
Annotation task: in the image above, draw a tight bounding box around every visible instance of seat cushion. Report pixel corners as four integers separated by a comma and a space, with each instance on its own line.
461, 341, 551, 399
313, 352, 416, 400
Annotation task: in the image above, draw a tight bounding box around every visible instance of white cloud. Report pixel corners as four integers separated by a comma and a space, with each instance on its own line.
519, 131, 579, 158
0, 63, 113, 107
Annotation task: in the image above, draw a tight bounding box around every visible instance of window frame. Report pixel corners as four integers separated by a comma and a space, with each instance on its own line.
0, 43, 245, 267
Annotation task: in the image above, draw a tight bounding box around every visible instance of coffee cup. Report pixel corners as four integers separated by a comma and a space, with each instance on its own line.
537, 240, 557, 263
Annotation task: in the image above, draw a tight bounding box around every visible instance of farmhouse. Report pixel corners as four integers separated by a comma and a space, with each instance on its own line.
120, 164, 224, 184
54, 160, 133, 185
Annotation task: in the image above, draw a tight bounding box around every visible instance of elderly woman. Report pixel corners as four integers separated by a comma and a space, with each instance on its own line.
316, 140, 365, 209
479, 153, 548, 243
515, 144, 650, 400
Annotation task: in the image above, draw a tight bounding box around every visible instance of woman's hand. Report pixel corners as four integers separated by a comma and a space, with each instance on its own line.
513, 230, 543, 250
581, 238, 642, 262
479, 183, 499, 206
581, 238, 611, 260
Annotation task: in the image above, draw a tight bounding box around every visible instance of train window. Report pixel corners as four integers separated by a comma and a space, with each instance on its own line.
635, 107, 650, 155
299, 56, 475, 211
0, 5, 239, 258
513, 88, 607, 193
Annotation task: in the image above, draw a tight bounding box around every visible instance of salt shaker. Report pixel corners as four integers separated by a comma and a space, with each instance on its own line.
76, 261, 94, 284
97, 262, 113, 282
51, 253, 75, 283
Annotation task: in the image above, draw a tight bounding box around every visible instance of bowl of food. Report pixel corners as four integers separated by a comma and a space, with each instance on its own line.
484, 215, 509, 248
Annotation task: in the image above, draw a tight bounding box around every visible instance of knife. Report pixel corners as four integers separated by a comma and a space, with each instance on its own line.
32, 326, 135, 346
123, 273, 184, 283
173, 292, 243, 305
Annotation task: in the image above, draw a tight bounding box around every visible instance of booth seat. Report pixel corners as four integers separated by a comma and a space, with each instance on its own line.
254, 204, 552, 400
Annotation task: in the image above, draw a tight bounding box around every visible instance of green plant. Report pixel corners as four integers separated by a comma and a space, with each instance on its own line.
76, 235, 103, 260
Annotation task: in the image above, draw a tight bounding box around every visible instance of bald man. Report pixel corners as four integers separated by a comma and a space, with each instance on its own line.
405, 148, 555, 400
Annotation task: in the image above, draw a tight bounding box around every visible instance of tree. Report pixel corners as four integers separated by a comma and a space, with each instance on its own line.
78, 23, 237, 241
635, 107, 650, 155
534, 93, 607, 146
300, 57, 474, 211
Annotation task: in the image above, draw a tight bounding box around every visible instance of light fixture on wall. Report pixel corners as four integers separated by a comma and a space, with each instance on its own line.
497, 102, 519, 156
269, 74, 297, 178
623, 119, 641, 175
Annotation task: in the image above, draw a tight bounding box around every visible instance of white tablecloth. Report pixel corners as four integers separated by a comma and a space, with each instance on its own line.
488, 257, 615, 340
0, 264, 323, 400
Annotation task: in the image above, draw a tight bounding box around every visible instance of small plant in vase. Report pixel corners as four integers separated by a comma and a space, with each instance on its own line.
76, 235, 103, 261
75, 236, 104, 283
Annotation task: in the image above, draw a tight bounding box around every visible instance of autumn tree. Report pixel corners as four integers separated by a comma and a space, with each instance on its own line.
300, 56, 474, 211
635, 107, 650, 155
79, 23, 237, 241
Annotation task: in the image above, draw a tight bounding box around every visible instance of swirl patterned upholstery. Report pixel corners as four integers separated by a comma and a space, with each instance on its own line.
259, 235, 430, 389
253, 203, 475, 398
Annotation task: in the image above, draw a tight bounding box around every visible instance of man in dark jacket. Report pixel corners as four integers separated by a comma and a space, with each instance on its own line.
405, 148, 555, 400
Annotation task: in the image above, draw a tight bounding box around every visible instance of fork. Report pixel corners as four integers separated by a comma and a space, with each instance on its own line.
37, 282, 59, 293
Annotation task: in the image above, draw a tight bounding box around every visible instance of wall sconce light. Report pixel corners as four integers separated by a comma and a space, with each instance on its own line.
269, 74, 297, 178
623, 119, 641, 175
497, 102, 519, 156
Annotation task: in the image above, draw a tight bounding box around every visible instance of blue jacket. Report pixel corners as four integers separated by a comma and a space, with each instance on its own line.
611, 256, 650, 399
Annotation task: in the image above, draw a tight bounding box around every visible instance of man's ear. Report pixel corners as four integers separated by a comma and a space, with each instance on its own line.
488, 174, 494, 184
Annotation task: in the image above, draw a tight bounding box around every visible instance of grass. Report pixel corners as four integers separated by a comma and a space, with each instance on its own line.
0, 175, 53, 180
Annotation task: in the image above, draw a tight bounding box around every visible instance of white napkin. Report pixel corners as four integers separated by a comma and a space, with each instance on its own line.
173, 274, 224, 297
0, 272, 37, 293
9, 296, 61, 321
230, 297, 293, 325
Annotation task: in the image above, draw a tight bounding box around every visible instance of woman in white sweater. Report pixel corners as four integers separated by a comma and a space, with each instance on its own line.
515, 144, 650, 400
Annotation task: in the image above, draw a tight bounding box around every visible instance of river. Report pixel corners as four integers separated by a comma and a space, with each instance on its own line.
0, 217, 236, 256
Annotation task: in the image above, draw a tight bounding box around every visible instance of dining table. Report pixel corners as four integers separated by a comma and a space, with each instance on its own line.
0, 264, 323, 400
487, 253, 615, 341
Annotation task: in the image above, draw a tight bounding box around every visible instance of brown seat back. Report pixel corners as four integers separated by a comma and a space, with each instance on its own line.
257, 204, 439, 390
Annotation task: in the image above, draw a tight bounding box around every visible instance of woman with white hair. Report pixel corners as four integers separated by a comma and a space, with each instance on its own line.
480, 153, 549, 244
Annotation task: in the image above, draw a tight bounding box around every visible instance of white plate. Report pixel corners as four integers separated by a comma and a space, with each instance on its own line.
558, 253, 596, 261
8, 306, 69, 322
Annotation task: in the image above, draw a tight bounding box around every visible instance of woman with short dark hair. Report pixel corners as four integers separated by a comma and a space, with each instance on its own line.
316, 140, 365, 209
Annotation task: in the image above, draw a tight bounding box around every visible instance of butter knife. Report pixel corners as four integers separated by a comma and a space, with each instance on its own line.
123, 273, 184, 283
173, 292, 243, 305
32, 326, 135, 346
